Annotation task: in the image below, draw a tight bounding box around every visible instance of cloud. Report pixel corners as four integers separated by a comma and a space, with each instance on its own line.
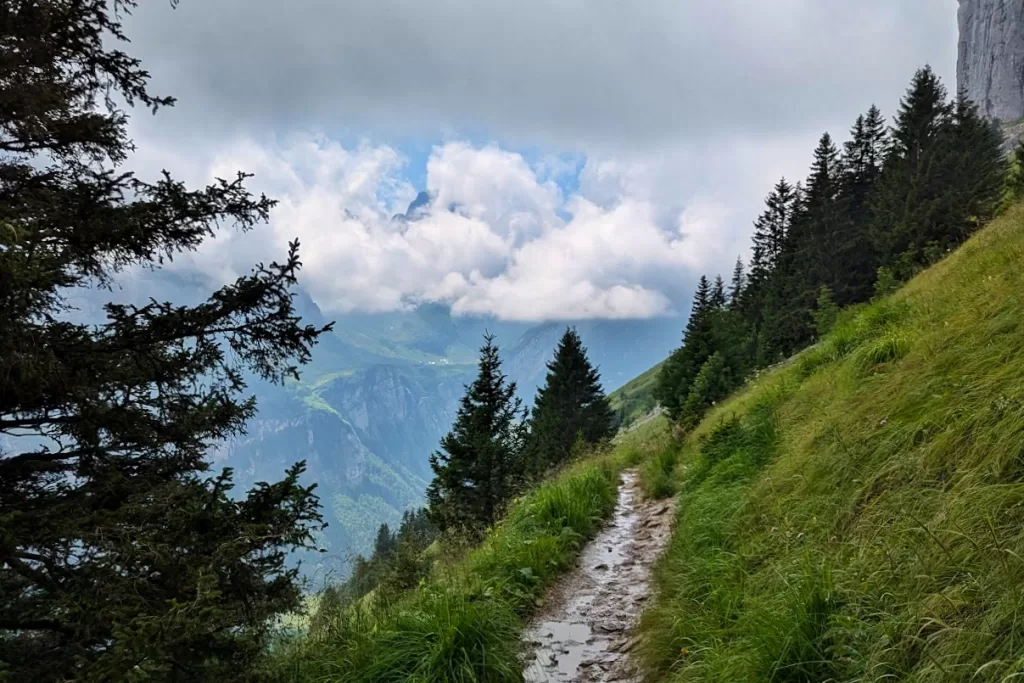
426, 143, 561, 244
124, 0, 958, 149
156, 135, 801, 321
114, 0, 963, 321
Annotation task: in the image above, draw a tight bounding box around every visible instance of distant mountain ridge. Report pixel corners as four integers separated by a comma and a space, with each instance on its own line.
63, 189, 685, 579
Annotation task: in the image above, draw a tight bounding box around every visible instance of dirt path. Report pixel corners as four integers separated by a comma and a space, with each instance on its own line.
521, 470, 675, 682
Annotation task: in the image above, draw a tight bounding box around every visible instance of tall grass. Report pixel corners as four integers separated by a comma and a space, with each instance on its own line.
640, 442, 681, 499
265, 451, 627, 682
637, 203, 1024, 682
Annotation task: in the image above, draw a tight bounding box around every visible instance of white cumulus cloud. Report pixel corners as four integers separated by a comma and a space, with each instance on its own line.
146, 123, 832, 322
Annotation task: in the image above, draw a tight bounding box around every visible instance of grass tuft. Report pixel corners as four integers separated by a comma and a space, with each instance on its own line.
852, 326, 912, 372
641, 443, 681, 499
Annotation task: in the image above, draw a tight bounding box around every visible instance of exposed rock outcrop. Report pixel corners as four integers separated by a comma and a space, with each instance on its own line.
958, 0, 1024, 123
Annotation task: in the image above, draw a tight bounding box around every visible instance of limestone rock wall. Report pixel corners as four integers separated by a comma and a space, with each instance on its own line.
958, 0, 1024, 122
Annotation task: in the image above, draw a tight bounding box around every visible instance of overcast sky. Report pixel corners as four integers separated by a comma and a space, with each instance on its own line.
121, 0, 959, 321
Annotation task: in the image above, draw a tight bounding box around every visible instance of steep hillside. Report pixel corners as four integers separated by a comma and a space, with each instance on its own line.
637, 203, 1024, 681
609, 361, 663, 429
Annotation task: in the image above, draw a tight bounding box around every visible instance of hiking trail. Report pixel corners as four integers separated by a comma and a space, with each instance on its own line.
522, 470, 675, 682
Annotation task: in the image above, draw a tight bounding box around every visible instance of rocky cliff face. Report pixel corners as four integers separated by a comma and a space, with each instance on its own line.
213, 364, 473, 583
958, 0, 1024, 122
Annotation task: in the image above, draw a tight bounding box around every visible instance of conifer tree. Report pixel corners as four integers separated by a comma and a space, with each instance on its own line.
748, 178, 796, 289
889, 66, 949, 163
1006, 138, 1024, 202
729, 257, 746, 306
799, 132, 848, 296
426, 335, 526, 531
527, 328, 615, 475
0, 3, 329, 680
939, 90, 1006, 247
656, 66, 1005, 437
656, 276, 716, 420
872, 68, 1004, 275
373, 523, 398, 562
710, 275, 728, 309
678, 352, 730, 429
744, 178, 798, 357
871, 66, 952, 272
843, 106, 888, 215
754, 178, 815, 361
813, 286, 840, 337
840, 105, 889, 303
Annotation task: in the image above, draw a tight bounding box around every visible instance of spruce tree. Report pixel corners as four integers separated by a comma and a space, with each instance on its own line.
710, 275, 728, 309
939, 90, 1006, 247
872, 69, 1005, 275
1007, 138, 1024, 202
0, 3, 329, 680
889, 66, 949, 163
372, 523, 397, 562
749, 178, 796, 288
840, 105, 889, 303
813, 286, 840, 337
870, 66, 952, 272
729, 257, 746, 306
843, 106, 888, 212
799, 132, 849, 297
757, 134, 846, 357
527, 328, 615, 475
426, 335, 526, 531
656, 276, 716, 421
678, 352, 730, 429
744, 178, 797, 353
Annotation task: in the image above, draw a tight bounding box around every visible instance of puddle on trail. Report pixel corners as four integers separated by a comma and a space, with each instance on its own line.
521, 470, 675, 683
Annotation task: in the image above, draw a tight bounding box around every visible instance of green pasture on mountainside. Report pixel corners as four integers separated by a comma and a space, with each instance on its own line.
636, 201, 1024, 682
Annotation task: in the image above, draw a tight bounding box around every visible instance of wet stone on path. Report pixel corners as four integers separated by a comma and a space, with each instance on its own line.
521, 470, 676, 683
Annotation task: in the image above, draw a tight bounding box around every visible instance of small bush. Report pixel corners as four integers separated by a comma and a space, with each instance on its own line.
813, 285, 839, 337
873, 265, 899, 299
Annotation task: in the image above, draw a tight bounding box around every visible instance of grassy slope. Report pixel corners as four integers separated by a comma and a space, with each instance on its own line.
609, 361, 663, 428
638, 203, 1024, 682
266, 428, 666, 682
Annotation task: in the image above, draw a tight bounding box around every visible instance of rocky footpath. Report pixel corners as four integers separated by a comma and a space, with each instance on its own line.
521, 471, 675, 683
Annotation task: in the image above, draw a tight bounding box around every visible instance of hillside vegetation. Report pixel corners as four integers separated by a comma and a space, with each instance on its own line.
609, 361, 662, 429
265, 441, 651, 682
637, 202, 1024, 681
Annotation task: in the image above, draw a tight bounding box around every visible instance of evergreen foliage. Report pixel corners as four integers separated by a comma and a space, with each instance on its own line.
656, 276, 715, 421
813, 286, 839, 337
871, 67, 1005, 277
426, 335, 526, 532
330, 509, 439, 607
1005, 138, 1024, 202
526, 328, 615, 476
0, 2, 331, 680
657, 66, 1008, 434
728, 258, 746, 306
840, 105, 888, 302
